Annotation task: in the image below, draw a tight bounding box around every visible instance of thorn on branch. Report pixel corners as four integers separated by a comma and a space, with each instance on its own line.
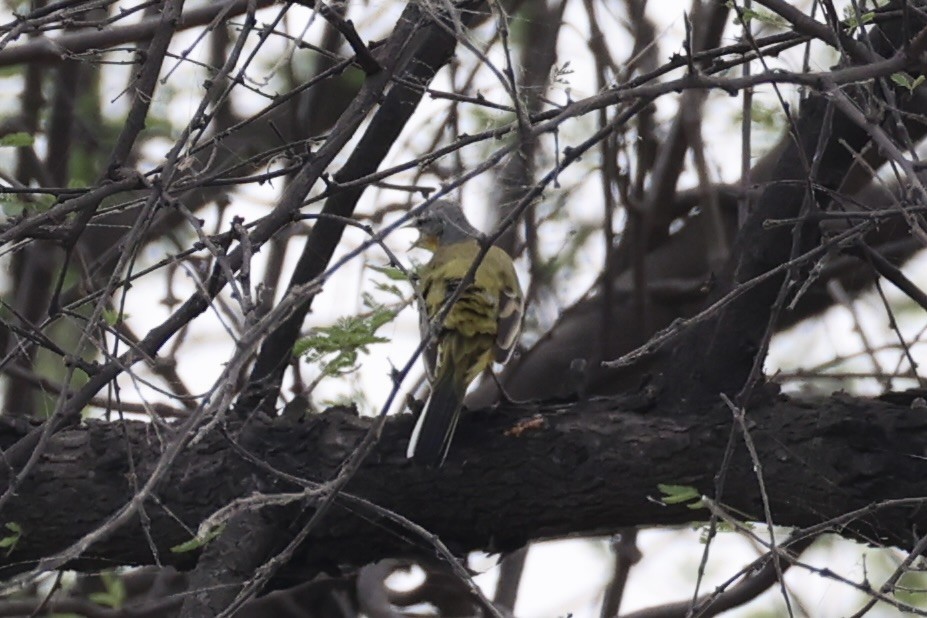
319, 173, 340, 190
683, 10, 696, 75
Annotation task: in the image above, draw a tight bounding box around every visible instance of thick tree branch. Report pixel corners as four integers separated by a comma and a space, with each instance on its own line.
1, 391, 926, 580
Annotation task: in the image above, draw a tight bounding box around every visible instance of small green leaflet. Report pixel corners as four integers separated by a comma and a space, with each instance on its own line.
843, 10, 874, 30
657, 483, 705, 509
170, 524, 225, 553
369, 264, 409, 282
370, 264, 412, 301
0, 193, 54, 217
725, 1, 788, 28
697, 521, 749, 544
102, 309, 128, 326
0, 522, 21, 556
374, 280, 406, 300
0, 132, 34, 147
89, 571, 127, 609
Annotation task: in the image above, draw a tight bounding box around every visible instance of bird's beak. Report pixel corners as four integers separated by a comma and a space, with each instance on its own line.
405, 215, 431, 250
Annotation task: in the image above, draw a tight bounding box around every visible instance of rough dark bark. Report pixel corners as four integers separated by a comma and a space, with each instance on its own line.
2, 390, 927, 581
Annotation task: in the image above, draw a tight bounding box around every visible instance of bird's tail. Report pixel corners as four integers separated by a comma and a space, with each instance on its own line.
407, 368, 465, 466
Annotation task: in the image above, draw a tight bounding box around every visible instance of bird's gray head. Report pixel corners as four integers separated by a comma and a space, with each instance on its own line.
412, 200, 481, 247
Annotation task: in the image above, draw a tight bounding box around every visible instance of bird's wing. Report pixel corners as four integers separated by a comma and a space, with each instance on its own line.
417, 269, 440, 381
494, 283, 523, 364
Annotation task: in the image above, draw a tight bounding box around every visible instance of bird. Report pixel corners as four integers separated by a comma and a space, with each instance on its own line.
406, 199, 524, 466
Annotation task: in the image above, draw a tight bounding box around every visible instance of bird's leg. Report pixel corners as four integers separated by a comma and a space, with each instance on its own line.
489, 370, 530, 405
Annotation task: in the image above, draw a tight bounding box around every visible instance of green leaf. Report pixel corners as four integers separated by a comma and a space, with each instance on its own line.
696, 520, 752, 543
657, 483, 702, 506
0, 522, 22, 555
373, 281, 406, 300
726, 1, 788, 28
0, 132, 33, 147
102, 309, 128, 326
843, 9, 875, 30
294, 304, 397, 377
892, 72, 913, 88
891, 71, 925, 92
1, 198, 24, 217
369, 264, 409, 282
170, 538, 204, 554
89, 571, 126, 609
170, 524, 224, 554
0, 194, 55, 217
